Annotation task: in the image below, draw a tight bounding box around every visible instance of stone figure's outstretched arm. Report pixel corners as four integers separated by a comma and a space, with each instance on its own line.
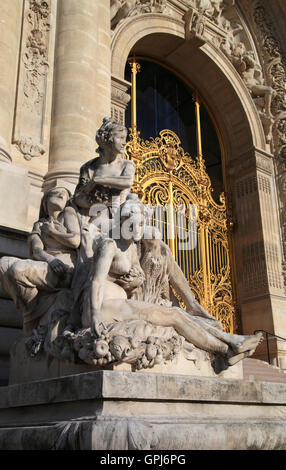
29, 234, 54, 264
91, 175, 133, 190
90, 160, 135, 190
29, 233, 66, 276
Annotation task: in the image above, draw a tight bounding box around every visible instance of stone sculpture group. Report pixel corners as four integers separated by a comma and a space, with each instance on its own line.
0, 118, 262, 372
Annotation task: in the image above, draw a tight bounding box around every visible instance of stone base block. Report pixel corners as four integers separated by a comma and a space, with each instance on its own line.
1, 371, 286, 450
9, 335, 243, 385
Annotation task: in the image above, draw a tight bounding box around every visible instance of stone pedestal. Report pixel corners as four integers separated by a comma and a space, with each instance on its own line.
0, 370, 286, 450
8, 335, 243, 385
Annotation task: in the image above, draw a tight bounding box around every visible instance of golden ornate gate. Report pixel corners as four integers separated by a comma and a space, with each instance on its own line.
125, 59, 237, 333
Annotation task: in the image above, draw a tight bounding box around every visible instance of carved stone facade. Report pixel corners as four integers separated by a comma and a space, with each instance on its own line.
0, 0, 286, 387
13, 0, 52, 161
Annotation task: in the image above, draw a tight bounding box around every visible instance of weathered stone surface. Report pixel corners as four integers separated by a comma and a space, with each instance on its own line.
2, 369, 286, 409
0, 327, 22, 356
0, 299, 22, 328
0, 371, 286, 450
8, 335, 243, 385
0, 163, 30, 231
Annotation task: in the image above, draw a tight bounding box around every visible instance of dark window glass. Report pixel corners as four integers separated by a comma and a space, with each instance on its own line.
125, 59, 223, 201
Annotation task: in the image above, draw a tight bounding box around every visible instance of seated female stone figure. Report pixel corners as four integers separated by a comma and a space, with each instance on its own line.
72, 117, 136, 269
74, 117, 135, 216
0, 187, 80, 333
83, 193, 262, 366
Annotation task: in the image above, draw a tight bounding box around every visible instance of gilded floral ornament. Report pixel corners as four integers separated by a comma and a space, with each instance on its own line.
125, 127, 236, 332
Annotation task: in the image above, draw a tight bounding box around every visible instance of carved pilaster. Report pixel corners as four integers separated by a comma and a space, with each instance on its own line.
229, 147, 284, 364
246, 1, 286, 289
111, 76, 131, 126
13, 0, 53, 161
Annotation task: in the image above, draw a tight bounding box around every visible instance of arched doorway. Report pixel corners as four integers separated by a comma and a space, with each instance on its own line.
125, 58, 224, 202
111, 18, 285, 365
124, 57, 236, 332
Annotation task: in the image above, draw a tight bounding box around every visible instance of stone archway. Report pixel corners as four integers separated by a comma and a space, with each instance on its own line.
111, 14, 266, 157
111, 14, 286, 366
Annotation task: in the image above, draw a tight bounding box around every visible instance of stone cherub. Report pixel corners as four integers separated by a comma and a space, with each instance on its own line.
194, 0, 234, 25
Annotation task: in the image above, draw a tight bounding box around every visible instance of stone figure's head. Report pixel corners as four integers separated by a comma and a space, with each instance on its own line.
39, 187, 71, 219
96, 117, 127, 157
120, 193, 145, 242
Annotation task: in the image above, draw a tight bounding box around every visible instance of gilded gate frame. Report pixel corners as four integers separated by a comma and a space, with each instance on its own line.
125, 123, 237, 332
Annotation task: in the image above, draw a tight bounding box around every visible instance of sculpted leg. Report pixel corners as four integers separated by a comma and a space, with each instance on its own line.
191, 315, 263, 354
99, 298, 262, 359
0, 256, 60, 333
100, 299, 229, 355
251, 84, 275, 116
166, 249, 222, 328
89, 239, 117, 336
0, 257, 58, 311
136, 304, 229, 355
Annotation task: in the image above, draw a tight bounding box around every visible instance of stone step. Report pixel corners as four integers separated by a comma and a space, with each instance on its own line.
243, 358, 286, 384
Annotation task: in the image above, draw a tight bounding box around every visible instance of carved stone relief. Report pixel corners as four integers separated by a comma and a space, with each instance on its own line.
184, 1, 277, 145
244, 0, 286, 288
111, 0, 167, 30
13, 0, 52, 160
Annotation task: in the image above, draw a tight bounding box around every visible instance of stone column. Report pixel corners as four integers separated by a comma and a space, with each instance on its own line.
231, 148, 286, 367
0, 0, 22, 163
45, 0, 111, 189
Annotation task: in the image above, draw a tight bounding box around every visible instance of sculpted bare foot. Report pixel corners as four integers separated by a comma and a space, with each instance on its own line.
227, 348, 256, 366
228, 331, 263, 355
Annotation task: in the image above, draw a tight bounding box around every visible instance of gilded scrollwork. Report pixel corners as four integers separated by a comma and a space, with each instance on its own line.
125, 128, 237, 332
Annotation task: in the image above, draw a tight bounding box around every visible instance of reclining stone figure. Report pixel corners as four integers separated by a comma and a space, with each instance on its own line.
76, 192, 262, 367
0, 118, 263, 371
